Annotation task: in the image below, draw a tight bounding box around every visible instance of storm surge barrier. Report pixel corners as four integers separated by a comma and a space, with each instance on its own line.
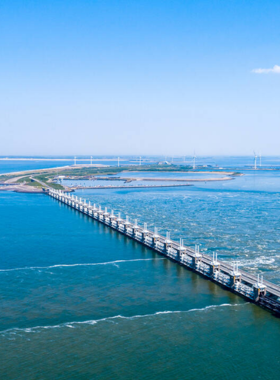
49, 189, 280, 316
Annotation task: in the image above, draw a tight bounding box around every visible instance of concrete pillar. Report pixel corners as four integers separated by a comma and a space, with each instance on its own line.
102, 207, 109, 222
229, 262, 241, 288
109, 215, 117, 226
132, 220, 139, 237
192, 244, 202, 269
115, 213, 122, 229
163, 232, 171, 252
87, 201, 92, 214
108, 210, 116, 226
92, 204, 97, 213
210, 253, 220, 278
152, 227, 160, 246
253, 275, 267, 301
124, 216, 131, 233
141, 224, 149, 242
176, 238, 187, 260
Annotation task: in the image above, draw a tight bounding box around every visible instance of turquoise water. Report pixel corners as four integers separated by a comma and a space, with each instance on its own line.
0, 160, 71, 174
1, 161, 280, 379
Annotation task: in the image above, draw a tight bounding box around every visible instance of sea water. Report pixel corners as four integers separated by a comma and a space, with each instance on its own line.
0, 157, 135, 174
1, 160, 280, 379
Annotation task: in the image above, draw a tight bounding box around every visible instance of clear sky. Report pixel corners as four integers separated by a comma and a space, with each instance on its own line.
0, 0, 279, 156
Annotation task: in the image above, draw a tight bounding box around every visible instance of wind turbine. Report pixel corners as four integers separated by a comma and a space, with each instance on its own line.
74, 156, 77, 166
90, 156, 93, 165
253, 151, 257, 170
259, 152, 262, 167
193, 152, 196, 170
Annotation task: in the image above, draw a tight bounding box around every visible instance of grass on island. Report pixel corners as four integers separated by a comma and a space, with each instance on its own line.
25, 179, 46, 189
0, 175, 14, 182
16, 175, 64, 190
47, 182, 64, 190
29, 174, 64, 189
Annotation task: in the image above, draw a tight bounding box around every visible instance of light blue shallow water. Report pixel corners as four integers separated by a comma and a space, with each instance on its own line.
1, 160, 280, 379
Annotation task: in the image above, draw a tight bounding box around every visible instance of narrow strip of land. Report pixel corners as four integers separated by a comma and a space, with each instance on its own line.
0, 164, 239, 193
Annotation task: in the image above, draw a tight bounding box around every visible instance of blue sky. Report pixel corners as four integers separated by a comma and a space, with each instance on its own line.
0, 0, 279, 156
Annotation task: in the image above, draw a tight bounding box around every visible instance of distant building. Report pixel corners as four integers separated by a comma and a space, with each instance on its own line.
158, 161, 171, 165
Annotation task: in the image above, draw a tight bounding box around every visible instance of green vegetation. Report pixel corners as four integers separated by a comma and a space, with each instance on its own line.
15, 175, 64, 190
47, 182, 64, 190
16, 177, 29, 183
15, 176, 45, 189
26, 181, 45, 188
0, 174, 15, 182
231, 172, 243, 176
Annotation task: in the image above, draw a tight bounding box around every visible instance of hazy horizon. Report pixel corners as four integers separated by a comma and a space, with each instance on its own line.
1, 154, 279, 159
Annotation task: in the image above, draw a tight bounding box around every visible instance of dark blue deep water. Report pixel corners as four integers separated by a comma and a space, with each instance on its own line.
1, 159, 280, 379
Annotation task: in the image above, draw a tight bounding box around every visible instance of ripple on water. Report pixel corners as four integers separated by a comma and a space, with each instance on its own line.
81, 188, 280, 281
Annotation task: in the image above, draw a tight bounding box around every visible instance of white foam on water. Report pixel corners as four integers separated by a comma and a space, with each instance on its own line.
236, 256, 276, 267
0, 258, 166, 273
0, 303, 247, 336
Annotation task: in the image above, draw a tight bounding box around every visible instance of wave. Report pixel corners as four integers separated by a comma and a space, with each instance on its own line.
234, 257, 276, 267
0, 303, 247, 335
0, 258, 166, 273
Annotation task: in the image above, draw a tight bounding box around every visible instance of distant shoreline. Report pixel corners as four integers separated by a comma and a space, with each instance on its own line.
0, 164, 107, 177
0, 158, 123, 161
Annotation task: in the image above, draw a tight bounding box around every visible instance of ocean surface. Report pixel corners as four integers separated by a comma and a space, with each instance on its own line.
0, 159, 77, 174
1, 158, 280, 379
0, 157, 136, 174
